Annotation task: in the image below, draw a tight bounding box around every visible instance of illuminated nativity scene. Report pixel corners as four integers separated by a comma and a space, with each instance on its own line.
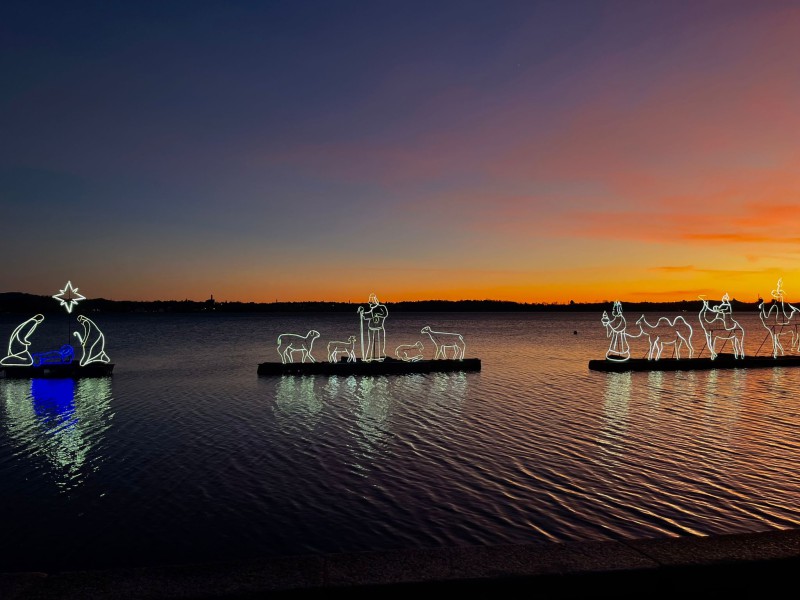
0, 281, 113, 379
590, 278, 800, 372
258, 292, 480, 376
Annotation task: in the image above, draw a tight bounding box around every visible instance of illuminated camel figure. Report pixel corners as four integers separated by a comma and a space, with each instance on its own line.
395, 341, 424, 362
757, 280, 800, 357
1, 314, 45, 366
420, 326, 465, 360
698, 296, 745, 359
327, 335, 357, 363
635, 315, 694, 360
277, 330, 320, 364
74, 315, 111, 366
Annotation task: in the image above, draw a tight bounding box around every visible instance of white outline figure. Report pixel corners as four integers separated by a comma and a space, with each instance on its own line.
277, 330, 320, 364
420, 326, 465, 360
358, 293, 388, 362
52, 281, 86, 314
601, 302, 630, 362
635, 315, 694, 360
1, 314, 45, 366
74, 315, 111, 366
395, 341, 424, 362
698, 295, 745, 359
327, 336, 357, 363
757, 278, 800, 357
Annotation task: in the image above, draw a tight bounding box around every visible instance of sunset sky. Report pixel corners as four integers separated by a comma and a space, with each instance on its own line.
3, 0, 800, 304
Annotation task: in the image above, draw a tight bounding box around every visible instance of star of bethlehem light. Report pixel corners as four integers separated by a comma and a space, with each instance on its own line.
52, 281, 86, 314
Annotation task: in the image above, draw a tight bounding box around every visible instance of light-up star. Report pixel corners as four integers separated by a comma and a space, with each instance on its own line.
52, 281, 86, 314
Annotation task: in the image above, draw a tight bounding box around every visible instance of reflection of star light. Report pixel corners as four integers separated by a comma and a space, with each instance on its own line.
53, 281, 86, 314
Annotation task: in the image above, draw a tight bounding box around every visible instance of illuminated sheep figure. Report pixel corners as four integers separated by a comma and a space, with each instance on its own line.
420, 326, 465, 360
328, 335, 357, 363
277, 330, 320, 364
395, 341, 424, 362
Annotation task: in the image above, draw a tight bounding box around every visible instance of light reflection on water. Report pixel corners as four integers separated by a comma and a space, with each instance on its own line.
2, 377, 114, 492
2, 310, 800, 572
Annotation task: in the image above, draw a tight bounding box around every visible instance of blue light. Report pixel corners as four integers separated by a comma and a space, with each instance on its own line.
31, 378, 77, 429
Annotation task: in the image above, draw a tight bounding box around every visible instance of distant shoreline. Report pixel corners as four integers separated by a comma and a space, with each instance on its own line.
0, 292, 766, 315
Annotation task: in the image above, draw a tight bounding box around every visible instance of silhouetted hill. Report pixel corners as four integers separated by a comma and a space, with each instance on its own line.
0, 293, 763, 315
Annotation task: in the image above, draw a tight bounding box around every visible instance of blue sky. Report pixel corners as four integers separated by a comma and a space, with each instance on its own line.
3, 1, 799, 304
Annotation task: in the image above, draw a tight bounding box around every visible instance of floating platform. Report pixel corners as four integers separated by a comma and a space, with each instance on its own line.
0, 361, 115, 379
588, 354, 800, 373
257, 357, 481, 376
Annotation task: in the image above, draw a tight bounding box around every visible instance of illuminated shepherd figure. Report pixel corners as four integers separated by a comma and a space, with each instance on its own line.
634, 315, 694, 360
358, 293, 388, 362
698, 294, 745, 359
74, 315, 111, 366
1, 314, 45, 366
601, 301, 630, 361
757, 278, 800, 357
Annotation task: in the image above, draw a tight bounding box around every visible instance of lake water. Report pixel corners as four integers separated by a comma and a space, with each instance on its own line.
2, 309, 800, 572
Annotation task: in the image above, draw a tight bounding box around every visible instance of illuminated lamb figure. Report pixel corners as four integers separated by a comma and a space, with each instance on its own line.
634, 315, 694, 360
74, 315, 111, 366
1, 314, 45, 366
277, 330, 320, 364
395, 341, 424, 362
327, 335, 357, 363
698, 294, 745, 359
757, 278, 800, 357
420, 326, 465, 360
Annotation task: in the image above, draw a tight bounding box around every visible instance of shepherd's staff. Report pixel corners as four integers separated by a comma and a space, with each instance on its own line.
358, 306, 365, 362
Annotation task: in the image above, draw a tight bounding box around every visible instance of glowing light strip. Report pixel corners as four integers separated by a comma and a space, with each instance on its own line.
277, 330, 320, 363
601, 301, 630, 361
758, 278, 800, 357
420, 326, 465, 360
634, 315, 694, 360
74, 315, 111, 366
328, 336, 357, 363
698, 294, 745, 359
358, 293, 388, 362
395, 341, 424, 362
1, 314, 45, 366
52, 281, 86, 314
32, 344, 75, 366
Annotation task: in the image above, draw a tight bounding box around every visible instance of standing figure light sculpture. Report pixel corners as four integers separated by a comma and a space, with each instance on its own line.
358, 293, 388, 362
698, 294, 745, 359
74, 315, 111, 366
1, 314, 45, 365
601, 301, 630, 361
757, 278, 800, 357
420, 326, 465, 360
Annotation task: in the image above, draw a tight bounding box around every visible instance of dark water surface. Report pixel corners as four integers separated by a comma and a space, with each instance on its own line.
2, 310, 799, 572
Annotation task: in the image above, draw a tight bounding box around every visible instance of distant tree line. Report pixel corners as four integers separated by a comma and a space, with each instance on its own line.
0, 292, 765, 315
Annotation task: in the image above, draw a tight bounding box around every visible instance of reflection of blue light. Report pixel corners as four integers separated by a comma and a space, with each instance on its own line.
31, 378, 77, 428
